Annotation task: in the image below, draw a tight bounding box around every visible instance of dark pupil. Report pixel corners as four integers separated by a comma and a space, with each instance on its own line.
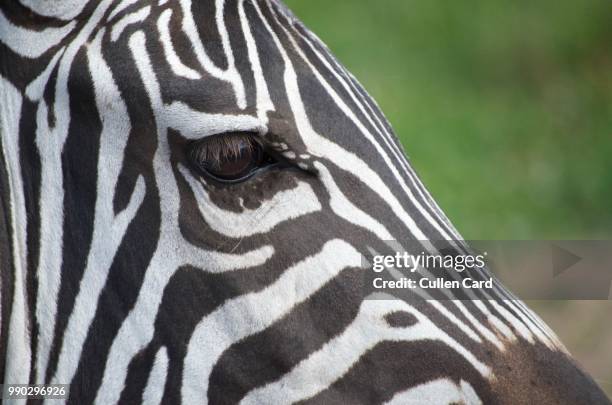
206, 143, 259, 180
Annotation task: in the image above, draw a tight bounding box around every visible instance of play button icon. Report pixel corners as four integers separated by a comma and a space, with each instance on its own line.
551, 244, 582, 277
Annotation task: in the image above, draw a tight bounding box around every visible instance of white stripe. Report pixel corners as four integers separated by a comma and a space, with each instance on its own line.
25, 48, 65, 101
316, 163, 393, 241
238, 0, 273, 122
142, 347, 169, 405
214, 0, 246, 108
181, 240, 362, 403
111, 6, 151, 42
19, 0, 87, 20
181, 166, 321, 238
157, 9, 201, 79
108, 0, 140, 21
384, 379, 482, 405
0, 10, 75, 59
178, 0, 246, 108
1, 76, 31, 404
163, 102, 266, 139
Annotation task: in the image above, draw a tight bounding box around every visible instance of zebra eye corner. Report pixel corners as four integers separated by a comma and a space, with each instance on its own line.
187, 132, 278, 184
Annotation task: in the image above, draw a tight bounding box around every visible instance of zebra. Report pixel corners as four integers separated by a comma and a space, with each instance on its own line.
0, 0, 609, 403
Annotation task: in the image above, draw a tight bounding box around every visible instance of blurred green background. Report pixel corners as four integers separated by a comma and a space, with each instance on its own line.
286, 0, 612, 396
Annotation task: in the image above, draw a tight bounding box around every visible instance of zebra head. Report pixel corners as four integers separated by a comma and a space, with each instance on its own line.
0, 0, 609, 404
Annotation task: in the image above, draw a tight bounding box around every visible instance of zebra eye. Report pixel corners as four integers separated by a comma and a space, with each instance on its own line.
188, 133, 276, 183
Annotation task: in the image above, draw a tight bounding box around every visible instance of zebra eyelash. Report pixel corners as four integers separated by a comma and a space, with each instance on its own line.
187, 132, 262, 170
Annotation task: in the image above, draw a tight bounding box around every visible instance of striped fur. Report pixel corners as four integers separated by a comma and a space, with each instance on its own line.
0, 0, 609, 404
